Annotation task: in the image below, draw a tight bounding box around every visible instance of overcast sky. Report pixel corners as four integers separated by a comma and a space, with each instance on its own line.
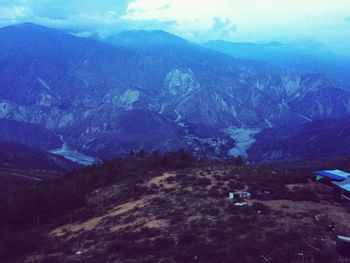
0, 0, 349, 54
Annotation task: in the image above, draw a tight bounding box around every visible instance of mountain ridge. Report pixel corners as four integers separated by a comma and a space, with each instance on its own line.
203, 39, 350, 90
1, 23, 350, 159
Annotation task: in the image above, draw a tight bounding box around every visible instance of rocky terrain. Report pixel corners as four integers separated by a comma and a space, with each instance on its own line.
1, 154, 349, 263
1, 23, 350, 160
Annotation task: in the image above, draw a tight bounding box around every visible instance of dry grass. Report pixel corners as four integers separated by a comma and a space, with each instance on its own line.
31, 165, 350, 263
51, 196, 154, 237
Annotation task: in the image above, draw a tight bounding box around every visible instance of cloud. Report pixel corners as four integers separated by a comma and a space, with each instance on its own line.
0, 0, 132, 33
211, 17, 237, 38
0, 0, 349, 54
123, 0, 350, 54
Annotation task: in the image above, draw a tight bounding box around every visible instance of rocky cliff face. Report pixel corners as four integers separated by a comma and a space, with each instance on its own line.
1, 23, 350, 159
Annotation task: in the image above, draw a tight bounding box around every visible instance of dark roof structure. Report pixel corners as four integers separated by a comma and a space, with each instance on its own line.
315, 170, 350, 181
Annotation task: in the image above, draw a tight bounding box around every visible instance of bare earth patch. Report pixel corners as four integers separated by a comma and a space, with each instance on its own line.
51, 197, 153, 237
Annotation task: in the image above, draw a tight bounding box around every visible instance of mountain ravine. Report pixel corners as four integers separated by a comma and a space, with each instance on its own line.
1, 23, 350, 160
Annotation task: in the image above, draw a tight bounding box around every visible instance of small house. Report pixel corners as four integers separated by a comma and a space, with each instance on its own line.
315, 170, 350, 201
228, 191, 251, 199
332, 177, 350, 201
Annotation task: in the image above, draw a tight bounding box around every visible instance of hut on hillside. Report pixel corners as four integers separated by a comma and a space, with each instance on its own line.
315, 170, 350, 201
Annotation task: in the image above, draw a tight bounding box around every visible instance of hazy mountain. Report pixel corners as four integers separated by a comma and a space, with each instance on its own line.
0, 118, 61, 150
248, 117, 350, 161
203, 40, 350, 89
68, 109, 186, 157
1, 23, 350, 159
0, 141, 78, 172
0, 140, 79, 190
104, 30, 191, 50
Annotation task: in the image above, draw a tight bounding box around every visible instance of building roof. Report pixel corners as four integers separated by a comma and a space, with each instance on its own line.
315, 170, 350, 181
337, 235, 350, 243
332, 177, 350, 192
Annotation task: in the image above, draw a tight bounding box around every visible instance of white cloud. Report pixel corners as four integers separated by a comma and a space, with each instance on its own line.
0, 0, 349, 53
0, 0, 132, 30
122, 0, 350, 52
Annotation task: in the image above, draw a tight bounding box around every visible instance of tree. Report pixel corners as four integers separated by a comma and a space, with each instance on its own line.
235, 156, 246, 166
128, 150, 136, 159
137, 148, 147, 159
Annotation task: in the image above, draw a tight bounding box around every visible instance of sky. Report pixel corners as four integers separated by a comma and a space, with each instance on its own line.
0, 0, 349, 54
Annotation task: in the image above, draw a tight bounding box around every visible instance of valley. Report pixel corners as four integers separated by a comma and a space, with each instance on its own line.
0, 18, 350, 263
1, 23, 350, 162
50, 135, 98, 166
1, 0, 350, 262
224, 127, 261, 158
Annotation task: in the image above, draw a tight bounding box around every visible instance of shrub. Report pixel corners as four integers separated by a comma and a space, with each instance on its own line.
122, 241, 153, 258
227, 180, 244, 190
253, 202, 272, 215
292, 187, 320, 202
0, 231, 47, 261
203, 207, 220, 216
188, 242, 226, 261
170, 214, 184, 224
152, 237, 174, 250
208, 188, 221, 198
165, 176, 176, 183
196, 178, 212, 186
120, 231, 142, 241
208, 228, 227, 241
178, 233, 197, 246
140, 227, 162, 238
108, 240, 129, 253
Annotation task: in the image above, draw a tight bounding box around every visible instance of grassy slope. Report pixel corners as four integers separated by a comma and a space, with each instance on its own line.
9, 162, 349, 263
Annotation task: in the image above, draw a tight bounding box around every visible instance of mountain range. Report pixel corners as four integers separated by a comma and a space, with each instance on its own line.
1, 23, 350, 162
1, 19, 350, 263
203, 40, 350, 90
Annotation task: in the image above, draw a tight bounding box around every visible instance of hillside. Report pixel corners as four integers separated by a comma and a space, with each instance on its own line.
0, 141, 79, 189
0, 118, 62, 151
248, 117, 350, 162
1, 154, 349, 263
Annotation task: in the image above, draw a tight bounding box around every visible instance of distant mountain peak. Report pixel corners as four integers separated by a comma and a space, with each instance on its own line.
104, 29, 191, 49
118, 29, 177, 36
4, 22, 49, 30
0, 22, 65, 37
205, 39, 285, 48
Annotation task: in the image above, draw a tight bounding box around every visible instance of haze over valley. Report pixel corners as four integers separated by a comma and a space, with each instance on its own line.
1, 1, 350, 262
